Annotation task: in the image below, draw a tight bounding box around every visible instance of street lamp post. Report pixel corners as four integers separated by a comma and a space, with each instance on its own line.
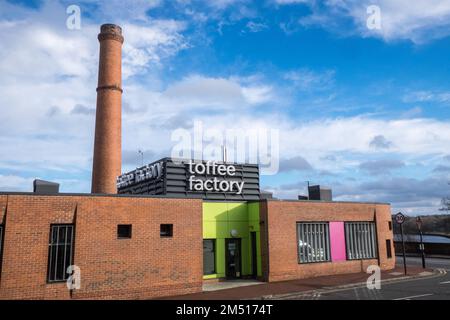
416, 216, 426, 269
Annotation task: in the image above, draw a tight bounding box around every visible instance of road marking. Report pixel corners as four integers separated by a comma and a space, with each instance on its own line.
440, 281, 450, 284
262, 269, 447, 300
394, 293, 433, 300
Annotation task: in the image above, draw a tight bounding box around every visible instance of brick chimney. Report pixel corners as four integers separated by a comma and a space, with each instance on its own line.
91, 24, 124, 194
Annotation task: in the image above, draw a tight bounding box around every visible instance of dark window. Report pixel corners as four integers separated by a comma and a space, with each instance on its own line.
345, 222, 377, 260
160, 224, 173, 237
117, 225, 132, 239
388, 221, 392, 231
386, 239, 392, 258
203, 239, 216, 275
297, 222, 331, 263
47, 224, 74, 283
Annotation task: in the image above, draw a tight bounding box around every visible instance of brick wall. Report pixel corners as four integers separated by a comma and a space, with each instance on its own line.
0, 194, 397, 299
0, 194, 203, 300
261, 200, 396, 282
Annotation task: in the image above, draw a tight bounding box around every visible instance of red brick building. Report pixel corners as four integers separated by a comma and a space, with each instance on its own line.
260, 200, 395, 282
0, 194, 203, 299
0, 193, 395, 300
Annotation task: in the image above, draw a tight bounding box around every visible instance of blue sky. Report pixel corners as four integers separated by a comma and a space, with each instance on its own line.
1, 0, 450, 216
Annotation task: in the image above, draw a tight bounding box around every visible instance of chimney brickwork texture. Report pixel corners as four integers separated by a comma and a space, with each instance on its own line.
91, 24, 123, 194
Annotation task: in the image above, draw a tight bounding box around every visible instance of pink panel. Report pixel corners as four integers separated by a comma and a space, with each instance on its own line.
329, 222, 346, 262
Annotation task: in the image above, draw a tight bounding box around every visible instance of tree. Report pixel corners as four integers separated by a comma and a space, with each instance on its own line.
440, 197, 450, 212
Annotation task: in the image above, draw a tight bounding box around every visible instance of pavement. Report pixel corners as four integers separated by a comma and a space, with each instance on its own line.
161, 257, 448, 300
203, 280, 264, 292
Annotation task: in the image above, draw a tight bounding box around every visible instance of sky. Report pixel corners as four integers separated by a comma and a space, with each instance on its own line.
1, 0, 450, 216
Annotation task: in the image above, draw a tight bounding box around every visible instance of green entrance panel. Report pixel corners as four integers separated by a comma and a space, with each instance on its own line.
227, 202, 248, 221
203, 201, 262, 280
203, 202, 228, 221
248, 202, 260, 227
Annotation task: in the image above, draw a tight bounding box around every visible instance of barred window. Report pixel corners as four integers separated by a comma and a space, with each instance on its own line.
297, 222, 331, 263
47, 224, 74, 282
345, 222, 377, 260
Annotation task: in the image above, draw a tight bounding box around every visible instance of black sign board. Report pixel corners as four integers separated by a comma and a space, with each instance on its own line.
117, 158, 261, 201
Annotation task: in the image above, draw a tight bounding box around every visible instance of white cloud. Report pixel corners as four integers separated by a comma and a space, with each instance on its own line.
159, 75, 274, 110
206, 0, 246, 10
0, 175, 35, 192
76, 0, 162, 22
362, 0, 450, 43
274, 0, 312, 4
0, 0, 190, 192
402, 90, 450, 104
245, 21, 269, 33
0, 22, 97, 83
123, 113, 450, 176
177, 0, 257, 26
122, 21, 188, 78
401, 106, 423, 118
283, 69, 335, 91
335, 176, 449, 215
279, 117, 450, 160
241, 85, 273, 104
284, 0, 450, 43
0, 1, 188, 82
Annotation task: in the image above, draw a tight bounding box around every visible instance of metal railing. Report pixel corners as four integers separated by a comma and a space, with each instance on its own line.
297, 222, 331, 263
345, 222, 377, 260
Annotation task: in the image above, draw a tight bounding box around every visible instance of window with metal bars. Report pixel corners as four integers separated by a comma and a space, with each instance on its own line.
297, 222, 331, 264
345, 222, 377, 260
47, 224, 74, 283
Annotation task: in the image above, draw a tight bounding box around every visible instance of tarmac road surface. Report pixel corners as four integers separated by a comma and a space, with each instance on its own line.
285, 257, 450, 300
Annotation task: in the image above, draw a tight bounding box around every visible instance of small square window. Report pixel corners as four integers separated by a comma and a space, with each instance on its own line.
117, 225, 132, 239
160, 224, 173, 237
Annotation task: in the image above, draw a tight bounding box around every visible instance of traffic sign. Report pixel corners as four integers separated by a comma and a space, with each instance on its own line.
395, 212, 407, 275
395, 212, 405, 225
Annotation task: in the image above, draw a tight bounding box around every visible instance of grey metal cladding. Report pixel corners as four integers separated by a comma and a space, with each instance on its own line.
118, 158, 261, 200
33, 179, 60, 194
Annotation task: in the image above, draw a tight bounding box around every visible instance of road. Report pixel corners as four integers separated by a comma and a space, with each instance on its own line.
287, 257, 450, 300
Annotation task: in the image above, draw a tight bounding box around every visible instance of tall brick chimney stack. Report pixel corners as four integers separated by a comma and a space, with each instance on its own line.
91, 24, 124, 194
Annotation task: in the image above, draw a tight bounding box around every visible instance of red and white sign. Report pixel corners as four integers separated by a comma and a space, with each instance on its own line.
395, 212, 405, 225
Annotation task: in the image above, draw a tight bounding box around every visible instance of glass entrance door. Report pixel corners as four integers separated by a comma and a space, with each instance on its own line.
225, 238, 241, 279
